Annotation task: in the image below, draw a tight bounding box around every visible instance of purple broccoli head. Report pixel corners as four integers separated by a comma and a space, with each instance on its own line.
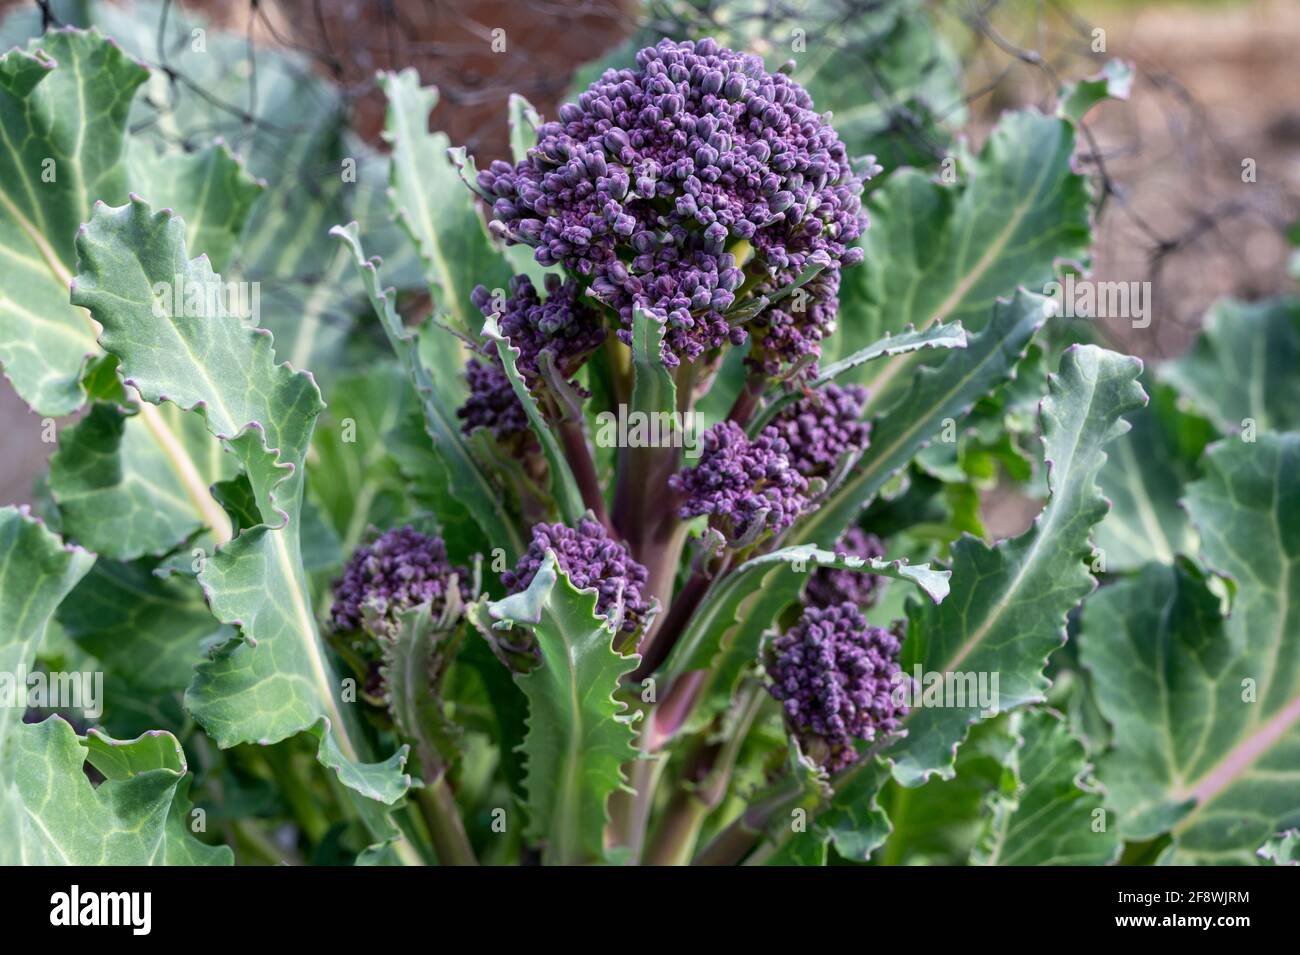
805, 527, 887, 611
475, 38, 867, 369
669, 420, 809, 543
765, 602, 906, 772
502, 518, 652, 633
331, 526, 465, 638
767, 382, 871, 479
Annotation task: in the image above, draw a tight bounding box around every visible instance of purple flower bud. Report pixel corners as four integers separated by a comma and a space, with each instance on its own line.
670, 421, 809, 542
331, 527, 464, 638
603, 127, 630, 155
767, 383, 870, 478
766, 603, 906, 772
503, 519, 652, 633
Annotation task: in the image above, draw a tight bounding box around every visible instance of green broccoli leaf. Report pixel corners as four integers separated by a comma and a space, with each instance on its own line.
57, 555, 233, 694
333, 222, 525, 562
467, 551, 639, 864
0, 506, 228, 864
1093, 380, 1215, 570
890, 345, 1145, 786
1162, 298, 1300, 435
828, 109, 1094, 410
482, 312, 586, 525
0, 28, 144, 416
971, 709, 1120, 865
71, 197, 419, 861
789, 290, 1051, 548
1082, 435, 1300, 864
379, 69, 513, 333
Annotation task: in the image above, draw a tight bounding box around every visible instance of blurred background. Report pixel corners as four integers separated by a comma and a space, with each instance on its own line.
2, 0, 1297, 522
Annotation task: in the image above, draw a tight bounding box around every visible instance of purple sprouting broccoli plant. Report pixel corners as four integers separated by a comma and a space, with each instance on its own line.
669, 420, 809, 544
805, 527, 887, 611
502, 518, 653, 634
765, 603, 907, 773
476, 37, 867, 371
17, 11, 1165, 871
329, 527, 466, 702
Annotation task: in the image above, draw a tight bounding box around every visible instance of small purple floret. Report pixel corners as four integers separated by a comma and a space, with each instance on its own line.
502, 518, 652, 633
331, 526, 464, 637
669, 420, 809, 542
766, 602, 906, 772
767, 382, 870, 479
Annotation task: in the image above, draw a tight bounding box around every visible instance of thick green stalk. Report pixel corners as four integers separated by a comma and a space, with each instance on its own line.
643, 687, 764, 865
416, 776, 479, 866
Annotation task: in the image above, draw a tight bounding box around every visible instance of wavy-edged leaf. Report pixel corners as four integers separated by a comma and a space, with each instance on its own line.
1259, 830, 1300, 865
508, 92, 542, 164
818, 757, 894, 863
45, 136, 261, 560
631, 303, 678, 421
1094, 380, 1214, 570
382, 602, 463, 779
1, 506, 227, 864
332, 222, 525, 561
873, 717, 1016, 865
972, 709, 1120, 865
4, 719, 231, 865
481, 313, 585, 525
125, 140, 264, 273
0, 507, 94, 744
49, 400, 237, 560
1058, 59, 1134, 125
788, 290, 1051, 548
379, 68, 512, 333
0, 28, 145, 416
1082, 436, 1300, 863
56, 555, 232, 693
60, 0, 425, 380
890, 345, 1145, 786
1162, 297, 1300, 435
310, 363, 413, 557
830, 109, 1093, 409
751, 322, 967, 434
467, 551, 639, 864
71, 198, 416, 851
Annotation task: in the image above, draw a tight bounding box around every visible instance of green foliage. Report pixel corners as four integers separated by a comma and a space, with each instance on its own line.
1, 3, 1283, 870
468, 553, 639, 864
